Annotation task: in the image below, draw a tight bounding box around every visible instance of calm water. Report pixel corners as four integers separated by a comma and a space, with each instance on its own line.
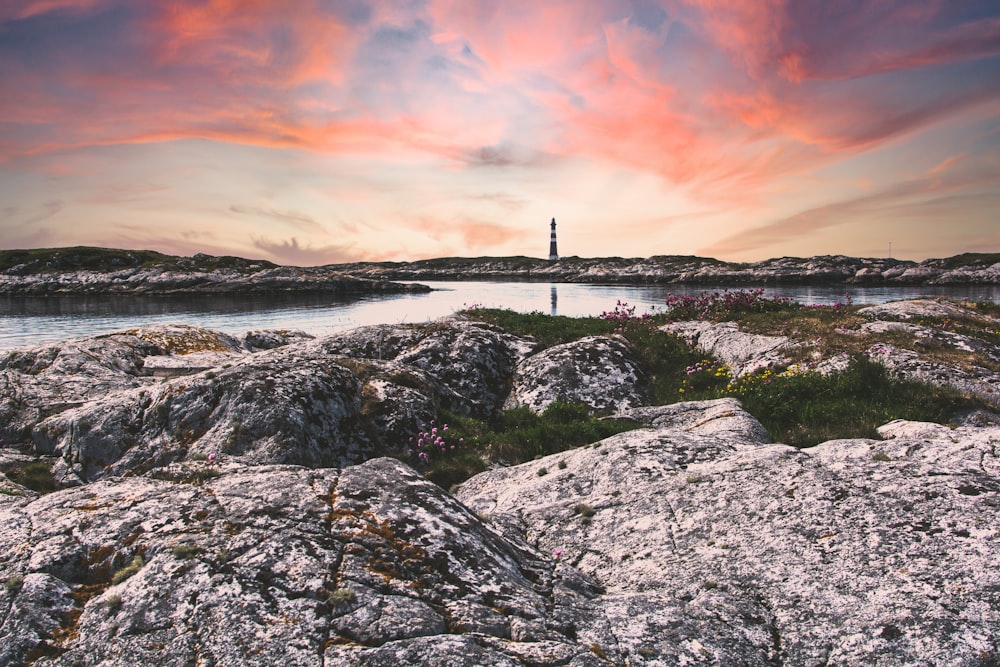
2, 281, 999, 352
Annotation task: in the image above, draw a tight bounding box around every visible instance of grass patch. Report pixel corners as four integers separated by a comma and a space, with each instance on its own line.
617, 317, 704, 403
707, 357, 983, 447
461, 308, 611, 347
1, 460, 58, 494
4, 574, 24, 592
412, 401, 641, 489
111, 555, 144, 585
966, 299, 1000, 319
171, 543, 202, 559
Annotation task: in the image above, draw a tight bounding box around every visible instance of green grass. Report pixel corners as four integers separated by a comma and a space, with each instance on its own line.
464, 308, 612, 347
704, 357, 984, 447
615, 317, 705, 403
413, 401, 641, 489
111, 555, 144, 585
1, 460, 58, 494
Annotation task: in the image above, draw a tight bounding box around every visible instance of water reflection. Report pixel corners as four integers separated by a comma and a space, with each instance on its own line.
2, 281, 998, 351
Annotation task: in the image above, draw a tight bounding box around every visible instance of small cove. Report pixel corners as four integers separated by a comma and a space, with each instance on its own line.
2, 280, 999, 352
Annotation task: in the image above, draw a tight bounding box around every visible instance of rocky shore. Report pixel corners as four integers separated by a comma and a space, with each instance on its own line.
0, 248, 429, 296
1, 299, 998, 665
3, 248, 1000, 295
335, 253, 1000, 285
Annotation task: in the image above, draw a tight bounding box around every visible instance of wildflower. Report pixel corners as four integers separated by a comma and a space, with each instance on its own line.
553, 549, 564, 559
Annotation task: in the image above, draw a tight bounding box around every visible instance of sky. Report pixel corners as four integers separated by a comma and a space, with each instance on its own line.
1, 1, 999, 265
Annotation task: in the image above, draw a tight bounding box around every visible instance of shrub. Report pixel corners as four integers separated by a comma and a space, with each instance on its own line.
574, 503, 596, 518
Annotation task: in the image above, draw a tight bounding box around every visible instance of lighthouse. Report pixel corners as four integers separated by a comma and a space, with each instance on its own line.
548, 218, 559, 261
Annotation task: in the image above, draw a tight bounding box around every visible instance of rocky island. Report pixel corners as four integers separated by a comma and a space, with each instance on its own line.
0, 247, 430, 296
334, 253, 1000, 285
3, 247, 1000, 295
1, 289, 998, 665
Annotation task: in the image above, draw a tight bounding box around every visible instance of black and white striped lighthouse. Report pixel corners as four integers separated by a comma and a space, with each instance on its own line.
548, 218, 559, 261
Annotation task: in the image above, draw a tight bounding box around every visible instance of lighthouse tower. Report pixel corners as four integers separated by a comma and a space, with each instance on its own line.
548, 218, 559, 261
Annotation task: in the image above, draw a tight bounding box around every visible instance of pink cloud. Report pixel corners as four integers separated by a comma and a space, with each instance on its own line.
0, 0, 109, 21
251, 235, 367, 266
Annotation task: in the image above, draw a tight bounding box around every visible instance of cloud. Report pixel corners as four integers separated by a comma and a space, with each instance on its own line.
1, 1, 999, 261
417, 216, 530, 251
701, 159, 1000, 257
251, 235, 366, 266
467, 192, 528, 211
0, 0, 110, 21
22, 199, 64, 224
460, 143, 554, 169
229, 205, 329, 235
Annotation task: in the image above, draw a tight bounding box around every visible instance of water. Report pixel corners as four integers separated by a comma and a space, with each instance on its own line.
2, 281, 998, 352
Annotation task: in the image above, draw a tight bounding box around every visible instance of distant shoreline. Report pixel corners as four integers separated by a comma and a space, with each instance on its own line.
2, 246, 999, 294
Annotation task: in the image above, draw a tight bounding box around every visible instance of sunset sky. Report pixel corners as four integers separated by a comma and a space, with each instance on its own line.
1, 1, 999, 265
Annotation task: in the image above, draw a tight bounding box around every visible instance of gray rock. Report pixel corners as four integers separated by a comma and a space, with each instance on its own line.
320, 319, 538, 416
0, 325, 245, 443
337, 253, 1000, 285
242, 328, 315, 351
0, 458, 603, 666
505, 335, 651, 414
457, 406, 1000, 665
858, 298, 997, 321
665, 321, 796, 376
30, 345, 372, 482
621, 397, 771, 445
866, 342, 1000, 407
10, 319, 543, 480
0, 263, 430, 296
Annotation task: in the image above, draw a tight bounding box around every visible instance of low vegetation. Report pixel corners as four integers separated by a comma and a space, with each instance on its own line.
404, 401, 640, 489
701, 357, 980, 447
1, 460, 58, 494
459, 290, 995, 462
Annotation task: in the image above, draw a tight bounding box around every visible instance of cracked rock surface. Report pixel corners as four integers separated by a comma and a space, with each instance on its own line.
456, 401, 1000, 666
0, 458, 608, 666
504, 335, 651, 415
